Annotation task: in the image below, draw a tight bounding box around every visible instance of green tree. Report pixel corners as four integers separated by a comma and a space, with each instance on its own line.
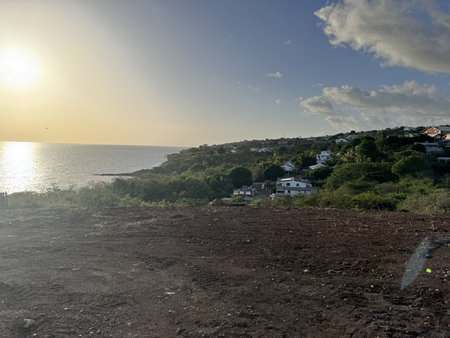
251, 165, 264, 182
263, 164, 285, 181
228, 167, 253, 188
357, 138, 383, 162
325, 162, 396, 191
305, 166, 333, 181
206, 173, 233, 198
411, 143, 426, 153
391, 155, 427, 177
177, 177, 214, 200
293, 152, 316, 169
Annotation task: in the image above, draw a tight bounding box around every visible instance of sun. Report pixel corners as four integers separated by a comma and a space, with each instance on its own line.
0, 47, 40, 90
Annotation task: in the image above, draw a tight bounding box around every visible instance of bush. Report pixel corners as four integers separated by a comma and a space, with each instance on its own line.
325, 162, 396, 191
335, 179, 378, 195
272, 196, 293, 208
174, 198, 209, 206
392, 155, 427, 177
318, 192, 353, 209
398, 190, 450, 213
118, 195, 147, 207
350, 192, 404, 210
374, 182, 402, 195
230, 195, 245, 203
249, 199, 263, 206
304, 167, 333, 181
292, 192, 353, 209
398, 177, 434, 194
76, 183, 121, 208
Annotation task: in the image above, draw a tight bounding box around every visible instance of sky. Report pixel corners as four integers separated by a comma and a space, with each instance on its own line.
1, 0, 450, 147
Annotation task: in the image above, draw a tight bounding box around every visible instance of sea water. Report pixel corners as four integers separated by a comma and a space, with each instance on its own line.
0, 142, 185, 193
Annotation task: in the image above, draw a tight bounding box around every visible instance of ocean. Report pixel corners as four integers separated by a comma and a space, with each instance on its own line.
0, 142, 185, 194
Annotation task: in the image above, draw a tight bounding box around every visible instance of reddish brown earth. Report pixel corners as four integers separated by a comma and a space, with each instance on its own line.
0, 206, 448, 337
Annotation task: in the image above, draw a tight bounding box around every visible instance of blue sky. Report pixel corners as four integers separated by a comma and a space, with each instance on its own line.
1, 0, 450, 146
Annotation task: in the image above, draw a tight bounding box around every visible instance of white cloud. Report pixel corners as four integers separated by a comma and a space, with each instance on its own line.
275, 99, 280, 104
266, 71, 283, 78
300, 81, 450, 131
313, 83, 324, 88
315, 0, 450, 73
301, 96, 335, 116
248, 84, 261, 94
283, 40, 291, 46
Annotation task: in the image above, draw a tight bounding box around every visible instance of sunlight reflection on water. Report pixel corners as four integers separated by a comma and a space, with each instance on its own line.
0, 142, 36, 192
0, 142, 184, 193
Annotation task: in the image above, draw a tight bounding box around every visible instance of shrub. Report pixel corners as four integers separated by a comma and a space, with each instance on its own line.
249, 199, 263, 206
392, 155, 427, 177
76, 183, 121, 208
350, 192, 404, 210
118, 195, 147, 207
318, 192, 353, 209
174, 198, 208, 206
398, 190, 450, 213
398, 177, 434, 194
230, 195, 245, 203
325, 162, 396, 191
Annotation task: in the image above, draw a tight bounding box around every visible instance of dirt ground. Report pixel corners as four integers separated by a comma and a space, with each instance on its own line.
0, 206, 448, 337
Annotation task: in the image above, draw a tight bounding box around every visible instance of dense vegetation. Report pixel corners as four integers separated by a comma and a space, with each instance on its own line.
8, 126, 450, 213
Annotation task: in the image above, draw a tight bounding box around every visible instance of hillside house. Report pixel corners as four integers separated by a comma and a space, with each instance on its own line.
423, 126, 450, 139
347, 134, 359, 140
309, 163, 327, 170
276, 177, 312, 196
316, 150, 332, 164
233, 186, 256, 201
283, 161, 296, 172
335, 138, 349, 146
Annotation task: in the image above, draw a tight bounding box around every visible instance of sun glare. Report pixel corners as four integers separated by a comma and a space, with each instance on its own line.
0, 48, 40, 90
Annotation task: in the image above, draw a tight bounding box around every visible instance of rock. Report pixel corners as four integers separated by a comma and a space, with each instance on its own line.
23, 319, 35, 328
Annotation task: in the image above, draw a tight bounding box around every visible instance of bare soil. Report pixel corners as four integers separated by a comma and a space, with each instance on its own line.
0, 206, 448, 337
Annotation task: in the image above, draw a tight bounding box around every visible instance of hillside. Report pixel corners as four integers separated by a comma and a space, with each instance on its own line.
9, 125, 450, 212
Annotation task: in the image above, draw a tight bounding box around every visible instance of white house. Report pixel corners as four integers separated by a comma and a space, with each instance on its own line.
283, 161, 296, 172
233, 186, 256, 201
335, 138, 349, 146
309, 163, 327, 170
316, 150, 332, 164
276, 177, 312, 196
259, 147, 271, 153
